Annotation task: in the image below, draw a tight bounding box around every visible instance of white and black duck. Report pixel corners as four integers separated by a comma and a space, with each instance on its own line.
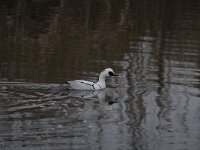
64, 68, 118, 90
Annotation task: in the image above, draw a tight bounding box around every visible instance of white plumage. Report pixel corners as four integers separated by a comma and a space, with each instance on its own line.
65, 68, 117, 90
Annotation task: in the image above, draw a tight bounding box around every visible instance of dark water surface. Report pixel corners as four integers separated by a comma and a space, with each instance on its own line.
0, 0, 200, 150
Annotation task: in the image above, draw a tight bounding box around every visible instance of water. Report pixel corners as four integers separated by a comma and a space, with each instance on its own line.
0, 0, 200, 150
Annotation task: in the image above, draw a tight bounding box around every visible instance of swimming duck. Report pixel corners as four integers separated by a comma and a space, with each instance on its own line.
65, 68, 118, 90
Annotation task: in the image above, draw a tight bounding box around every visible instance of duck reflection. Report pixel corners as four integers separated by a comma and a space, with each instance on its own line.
59, 88, 118, 105
67, 89, 106, 99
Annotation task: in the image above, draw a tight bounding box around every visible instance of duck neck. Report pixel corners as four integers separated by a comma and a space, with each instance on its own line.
96, 74, 106, 88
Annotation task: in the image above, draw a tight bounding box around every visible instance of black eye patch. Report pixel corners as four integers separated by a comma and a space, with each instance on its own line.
108, 71, 114, 76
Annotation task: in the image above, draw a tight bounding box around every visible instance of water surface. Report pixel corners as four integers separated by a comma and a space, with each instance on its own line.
0, 0, 200, 150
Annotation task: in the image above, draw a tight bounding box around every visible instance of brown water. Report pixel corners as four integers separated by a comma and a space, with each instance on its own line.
0, 0, 200, 150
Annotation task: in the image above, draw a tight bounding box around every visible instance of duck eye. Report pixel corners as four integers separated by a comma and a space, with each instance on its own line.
108, 71, 114, 76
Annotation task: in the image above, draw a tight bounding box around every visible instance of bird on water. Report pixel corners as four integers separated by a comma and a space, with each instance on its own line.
65, 68, 118, 90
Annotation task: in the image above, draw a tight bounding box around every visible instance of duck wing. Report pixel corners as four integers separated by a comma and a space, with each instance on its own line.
66, 80, 95, 90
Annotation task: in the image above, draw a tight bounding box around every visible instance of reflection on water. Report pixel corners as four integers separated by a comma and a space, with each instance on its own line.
0, 82, 126, 150
0, 0, 200, 150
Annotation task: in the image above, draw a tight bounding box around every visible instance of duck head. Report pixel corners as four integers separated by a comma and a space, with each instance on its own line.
99, 68, 118, 80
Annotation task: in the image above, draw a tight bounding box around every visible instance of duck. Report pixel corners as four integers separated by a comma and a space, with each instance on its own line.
64, 68, 118, 90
